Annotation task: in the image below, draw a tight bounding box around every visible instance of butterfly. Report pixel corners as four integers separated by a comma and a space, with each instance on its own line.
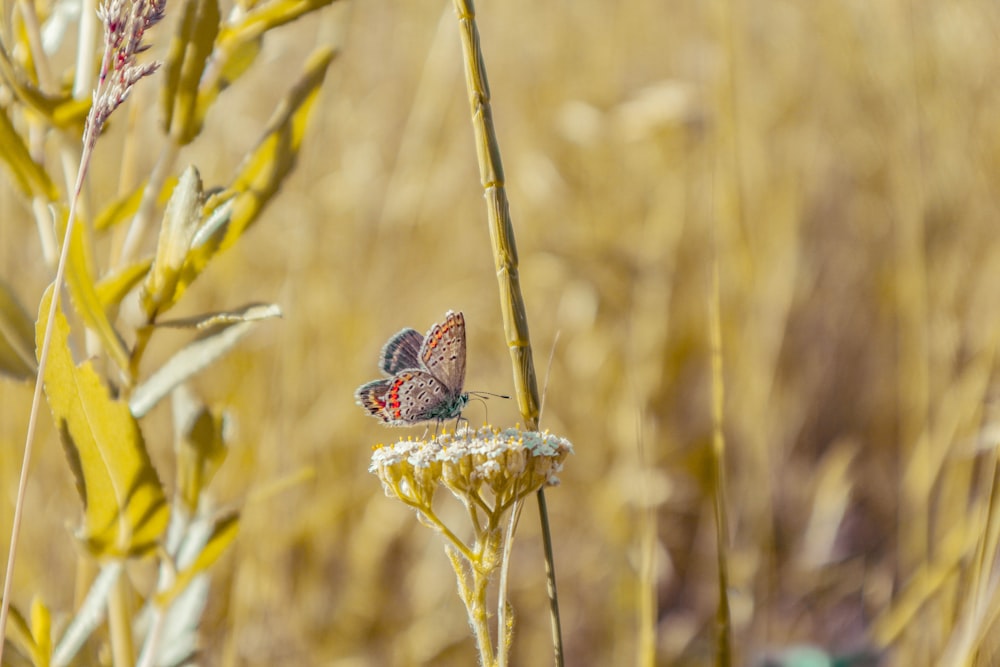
355, 311, 470, 426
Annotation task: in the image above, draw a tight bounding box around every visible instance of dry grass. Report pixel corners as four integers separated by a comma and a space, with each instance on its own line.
4, 0, 1000, 665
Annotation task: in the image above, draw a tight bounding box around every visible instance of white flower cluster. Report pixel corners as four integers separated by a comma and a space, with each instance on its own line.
369, 426, 573, 510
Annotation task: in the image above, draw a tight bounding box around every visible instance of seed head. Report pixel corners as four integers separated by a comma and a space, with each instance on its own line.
89, 0, 167, 137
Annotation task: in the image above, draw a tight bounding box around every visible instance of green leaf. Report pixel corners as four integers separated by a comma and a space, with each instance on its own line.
217, 0, 340, 52
0, 106, 59, 201
0, 44, 91, 131
141, 166, 205, 321
36, 285, 169, 557
190, 0, 339, 122
190, 47, 336, 273
95, 258, 154, 310
2, 600, 44, 667
173, 386, 228, 513
56, 211, 132, 374
216, 38, 262, 92
161, 0, 220, 143
0, 278, 37, 380
129, 303, 281, 417
152, 49, 334, 309
155, 302, 282, 329
154, 511, 239, 608
30, 597, 52, 667
94, 176, 179, 231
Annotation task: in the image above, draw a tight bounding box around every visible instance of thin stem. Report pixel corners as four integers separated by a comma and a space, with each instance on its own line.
535, 487, 563, 665
449, 1, 562, 663
74, 0, 100, 98
118, 142, 180, 265
135, 607, 168, 667
401, 500, 476, 563
32, 196, 59, 265
467, 487, 495, 518
497, 499, 523, 667
448, 547, 496, 667
0, 0, 167, 631
471, 566, 496, 666
108, 574, 135, 666
538, 331, 560, 428
710, 0, 740, 662
0, 132, 97, 667
15, 0, 56, 92
709, 259, 732, 667
450, 0, 539, 427
637, 412, 656, 667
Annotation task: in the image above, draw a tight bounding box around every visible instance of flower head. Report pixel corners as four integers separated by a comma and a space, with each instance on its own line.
370, 425, 572, 513
368, 427, 572, 665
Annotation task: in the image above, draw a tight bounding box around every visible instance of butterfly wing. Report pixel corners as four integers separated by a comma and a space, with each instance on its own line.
419, 311, 466, 396
355, 379, 393, 421
359, 371, 463, 425
379, 328, 424, 375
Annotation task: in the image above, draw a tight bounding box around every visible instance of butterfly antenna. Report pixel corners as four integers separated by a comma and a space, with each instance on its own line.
469, 390, 510, 400
466, 395, 491, 424
538, 330, 560, 430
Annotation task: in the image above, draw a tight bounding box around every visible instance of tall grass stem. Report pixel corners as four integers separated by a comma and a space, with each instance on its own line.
709, 259, 732, 667
0, 135, 94, 666
449, 0, 563, 664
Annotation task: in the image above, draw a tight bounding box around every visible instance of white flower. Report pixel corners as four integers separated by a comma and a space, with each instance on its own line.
370, 426, 573, 512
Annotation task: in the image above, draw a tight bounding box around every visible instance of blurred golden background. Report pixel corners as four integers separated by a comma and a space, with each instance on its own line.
4, 0, 1000, 665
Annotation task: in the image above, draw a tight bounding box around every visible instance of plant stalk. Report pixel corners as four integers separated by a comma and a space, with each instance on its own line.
449, 0, 563, 664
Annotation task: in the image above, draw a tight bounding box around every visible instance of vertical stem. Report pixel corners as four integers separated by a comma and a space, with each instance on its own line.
472, 568, 496, 667
135, 607, 168, 667
637, 423, 656, 667
709, 0, 740, 662
117, 142, 180, 266
15, 0, 56, 92
108, 574, 135, 666
535, 487, 563, 664
450, 1, 562, 665
0, 132, 97, 666
709, 260, 732, 667
74, 0, 99, 98
450, 0, 539, 427
498, 500, 523, 667
448, 546, 497, 667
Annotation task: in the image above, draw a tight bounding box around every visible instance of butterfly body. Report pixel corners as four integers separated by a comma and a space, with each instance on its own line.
356, 311, 469, 426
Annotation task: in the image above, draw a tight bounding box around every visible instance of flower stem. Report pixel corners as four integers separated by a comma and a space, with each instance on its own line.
414, 504, 476, 564
449, 0, 562, 662
448, 547, 497, 667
